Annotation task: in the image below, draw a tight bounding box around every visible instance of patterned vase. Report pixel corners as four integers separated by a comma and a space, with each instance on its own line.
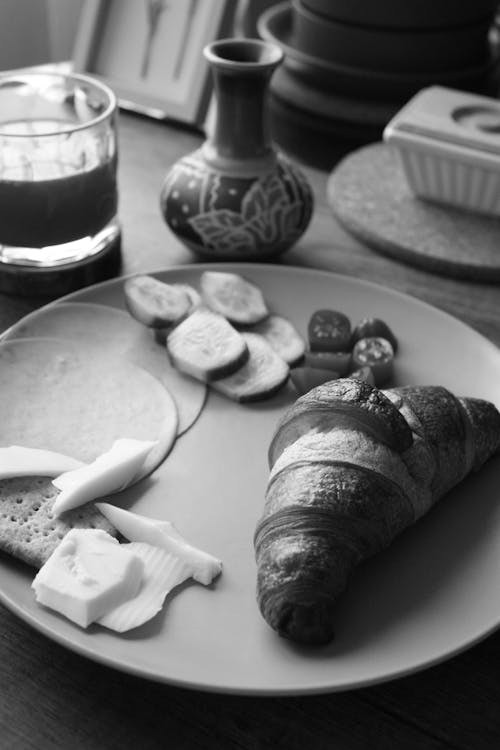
160, 38, 313, 260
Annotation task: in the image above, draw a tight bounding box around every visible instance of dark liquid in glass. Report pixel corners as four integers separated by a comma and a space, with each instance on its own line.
0, 155, 117, 248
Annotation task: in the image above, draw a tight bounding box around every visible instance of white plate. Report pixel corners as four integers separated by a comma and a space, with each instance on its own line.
1, 263, 500, 695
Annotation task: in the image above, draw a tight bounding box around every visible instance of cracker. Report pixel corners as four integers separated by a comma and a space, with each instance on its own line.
0, 476, 116, 569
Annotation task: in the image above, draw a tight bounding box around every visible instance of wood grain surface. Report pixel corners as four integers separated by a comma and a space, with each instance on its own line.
1, 111, 499, 750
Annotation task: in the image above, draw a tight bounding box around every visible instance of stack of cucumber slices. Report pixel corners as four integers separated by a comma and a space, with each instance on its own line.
124, 271, 304, 403
124, 271, 399, 402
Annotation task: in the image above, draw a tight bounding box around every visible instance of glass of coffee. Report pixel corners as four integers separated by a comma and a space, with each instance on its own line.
0, 71, 119, 271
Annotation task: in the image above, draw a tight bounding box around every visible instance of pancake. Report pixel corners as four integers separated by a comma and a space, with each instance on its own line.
0, 337, 178, 480
6, 302, 207, 435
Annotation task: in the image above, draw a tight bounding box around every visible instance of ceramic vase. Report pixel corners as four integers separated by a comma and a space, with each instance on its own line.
160, 38, 313, 260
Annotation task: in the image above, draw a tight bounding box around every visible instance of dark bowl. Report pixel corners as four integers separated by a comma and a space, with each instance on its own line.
258, 2, 498, 101
301, 0, 499, 30
269, 65, 399, 127
291, 0, 492, 72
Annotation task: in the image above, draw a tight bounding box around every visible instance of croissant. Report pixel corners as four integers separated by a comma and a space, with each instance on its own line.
254, 378, 500, 645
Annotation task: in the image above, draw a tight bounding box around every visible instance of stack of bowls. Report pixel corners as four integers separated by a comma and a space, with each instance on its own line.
258, 0, 500, 167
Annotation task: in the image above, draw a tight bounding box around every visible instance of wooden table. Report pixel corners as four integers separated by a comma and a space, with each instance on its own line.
1, 111, 499, 750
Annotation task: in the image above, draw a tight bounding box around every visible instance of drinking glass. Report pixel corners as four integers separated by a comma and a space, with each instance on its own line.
0, 71, 119, 269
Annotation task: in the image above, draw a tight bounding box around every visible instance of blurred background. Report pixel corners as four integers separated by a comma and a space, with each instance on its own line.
1, 0, 500, 169
0, 0, 84, 69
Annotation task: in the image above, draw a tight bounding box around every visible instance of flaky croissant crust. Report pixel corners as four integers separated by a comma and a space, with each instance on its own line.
254, 379, 500, 645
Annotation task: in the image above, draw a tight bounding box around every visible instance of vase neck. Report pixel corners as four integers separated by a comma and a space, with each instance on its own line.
203, 39, 283, 172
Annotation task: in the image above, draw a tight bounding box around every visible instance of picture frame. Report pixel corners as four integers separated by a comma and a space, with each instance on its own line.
72, 0, 236, 127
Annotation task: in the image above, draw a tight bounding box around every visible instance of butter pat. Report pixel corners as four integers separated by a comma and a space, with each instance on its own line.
0, 445, 84, 479
96, 502, 222, 585
51, 438, 158, 517
32, 529, 143, 628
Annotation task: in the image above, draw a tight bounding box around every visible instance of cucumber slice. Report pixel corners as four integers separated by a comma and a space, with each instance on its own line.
211, 333, 289, 403
172, 283, 202, 311
166, 307, 249, 382
251, 314, 305, 365
200, 271, 269, 325
152, 285, 201, 345
124, 275, 192, 329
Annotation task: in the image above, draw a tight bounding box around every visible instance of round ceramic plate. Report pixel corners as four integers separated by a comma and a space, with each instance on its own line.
1, 263, 500, 695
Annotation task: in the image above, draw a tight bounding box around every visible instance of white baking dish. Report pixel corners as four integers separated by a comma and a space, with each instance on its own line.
383, 86, 500, 216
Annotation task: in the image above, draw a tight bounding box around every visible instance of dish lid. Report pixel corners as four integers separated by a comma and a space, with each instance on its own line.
384, 86, 500, 157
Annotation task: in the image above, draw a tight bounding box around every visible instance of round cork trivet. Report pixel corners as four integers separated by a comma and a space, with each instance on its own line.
327, 143, 500, 281
0, 232, 122, 299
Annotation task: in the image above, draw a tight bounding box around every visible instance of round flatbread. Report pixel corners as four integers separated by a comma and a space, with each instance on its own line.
6, 302, 207, 435
0, 337, 178, 480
